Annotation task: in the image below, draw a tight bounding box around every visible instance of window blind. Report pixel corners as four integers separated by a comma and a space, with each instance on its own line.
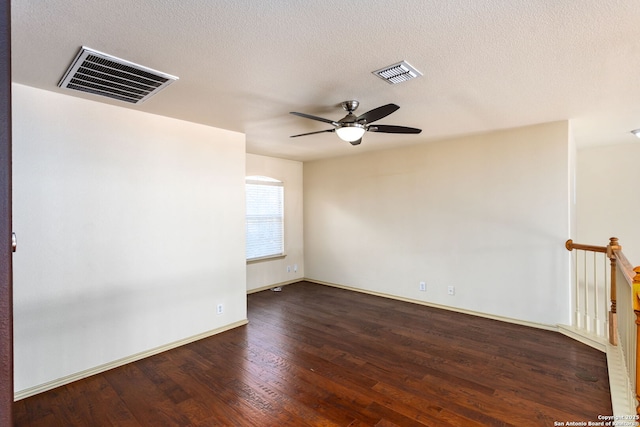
246, 177, 284, 260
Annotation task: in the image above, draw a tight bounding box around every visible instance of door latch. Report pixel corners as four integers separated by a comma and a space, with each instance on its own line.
11, 232, 16, 252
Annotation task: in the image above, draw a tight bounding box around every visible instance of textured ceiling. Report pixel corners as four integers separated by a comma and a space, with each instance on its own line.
11, 0, 640, 161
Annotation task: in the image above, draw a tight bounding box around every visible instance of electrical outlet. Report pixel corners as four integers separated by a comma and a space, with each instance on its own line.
419, 281, 426, 291
216, 304, 224, 315
287, 265, 291, 273
294, 264, 298, 272
447, 286, 455, 296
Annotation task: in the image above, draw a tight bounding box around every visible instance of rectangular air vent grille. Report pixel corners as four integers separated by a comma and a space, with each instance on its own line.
58, 47, 178, 104
373, 61, 422, 84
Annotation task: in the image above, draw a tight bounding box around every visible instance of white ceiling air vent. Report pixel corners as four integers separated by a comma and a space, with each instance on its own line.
373, 61, 422, 84
58, 46, 178, 104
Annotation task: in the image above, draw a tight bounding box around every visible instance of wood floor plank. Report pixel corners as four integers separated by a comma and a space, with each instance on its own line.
13, 281, 612, 426
243, 323, 465, 426
73, 375, 141, 426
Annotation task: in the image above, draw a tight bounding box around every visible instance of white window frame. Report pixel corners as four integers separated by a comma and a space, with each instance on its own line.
245, 176, 285, 262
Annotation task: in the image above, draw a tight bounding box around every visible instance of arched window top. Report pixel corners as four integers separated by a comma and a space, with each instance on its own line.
246, 175, 282, 185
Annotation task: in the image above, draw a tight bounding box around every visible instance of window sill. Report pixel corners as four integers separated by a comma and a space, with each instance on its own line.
246, 253, 286, 264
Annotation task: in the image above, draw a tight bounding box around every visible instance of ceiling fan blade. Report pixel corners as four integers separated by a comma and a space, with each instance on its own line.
290, 111, 337, 125
356, 104, 399, 124
368, 125, 422, 134
290, 129, 335, 138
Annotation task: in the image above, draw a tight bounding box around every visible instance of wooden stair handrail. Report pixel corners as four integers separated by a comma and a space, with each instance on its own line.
565, 239, 608, 253
568, 238, 640, 414
634, 266, 640, 416
566, 238, 620, 346
614, 248, 640, 416
614, 249, 637, 287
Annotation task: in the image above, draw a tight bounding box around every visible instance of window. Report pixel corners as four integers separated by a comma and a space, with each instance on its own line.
245, 176, 284, 260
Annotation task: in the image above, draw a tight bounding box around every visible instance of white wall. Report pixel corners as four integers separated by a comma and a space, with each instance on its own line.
246, 153, 304, 292
576, 142, 640, 264
12, 84, 247, 393
304, 121, 572, 326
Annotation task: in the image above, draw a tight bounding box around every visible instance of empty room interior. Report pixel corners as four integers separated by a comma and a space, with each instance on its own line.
3, 1, 640, 425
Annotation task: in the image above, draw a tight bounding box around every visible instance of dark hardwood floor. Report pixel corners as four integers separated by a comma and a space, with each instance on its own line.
14, 281, 612, 426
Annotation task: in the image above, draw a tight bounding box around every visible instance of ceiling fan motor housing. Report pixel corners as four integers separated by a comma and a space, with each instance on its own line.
341, 100, 359, 113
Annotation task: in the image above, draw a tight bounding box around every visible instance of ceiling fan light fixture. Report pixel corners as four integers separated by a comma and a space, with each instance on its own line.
631, 129, 640, 138
335, 123, 366, 142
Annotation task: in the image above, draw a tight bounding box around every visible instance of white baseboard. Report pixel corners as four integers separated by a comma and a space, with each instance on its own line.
14, 319, 248, 401
305, 278, 558, 332
557, 324, 607, 352
246, 279, 300, 294
606, 340, 637, 417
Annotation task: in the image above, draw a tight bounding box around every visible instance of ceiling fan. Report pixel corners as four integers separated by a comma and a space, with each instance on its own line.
290, 100, 422, 146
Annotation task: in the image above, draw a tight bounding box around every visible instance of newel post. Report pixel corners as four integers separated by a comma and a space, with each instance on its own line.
608, 237, 620, 345
633, 266, 640, 416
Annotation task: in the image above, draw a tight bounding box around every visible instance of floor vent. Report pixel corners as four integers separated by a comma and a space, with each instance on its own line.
58, 46, 178, 104
373, 61, 422, 85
